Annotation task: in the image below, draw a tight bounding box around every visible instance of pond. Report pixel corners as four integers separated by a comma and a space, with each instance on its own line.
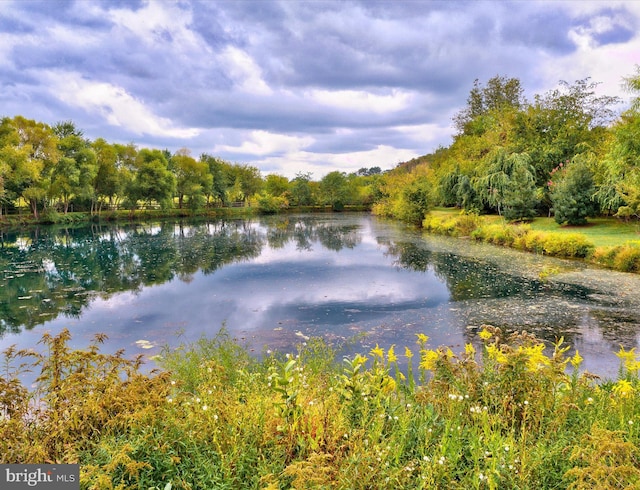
1, 213, 640, 379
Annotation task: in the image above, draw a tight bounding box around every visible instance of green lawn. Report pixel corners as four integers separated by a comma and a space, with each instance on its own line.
529, 216, 640, 248
430, 208, 640, 248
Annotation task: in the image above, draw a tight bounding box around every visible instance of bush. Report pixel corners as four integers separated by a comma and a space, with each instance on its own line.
513, 230, 594, 259
551, 157, 598, 226
39, 208, 61, 224
452, 213, 481, 237
594, 243, 640, 272
472, 223, 521, 246
422, 213, 480, 236
541, 232, 595, 259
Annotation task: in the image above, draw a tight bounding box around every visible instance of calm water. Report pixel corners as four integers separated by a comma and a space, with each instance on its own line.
2, 213, 640, 379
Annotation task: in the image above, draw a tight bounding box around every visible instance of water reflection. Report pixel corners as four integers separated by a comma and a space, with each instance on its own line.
1, 214, 640, 378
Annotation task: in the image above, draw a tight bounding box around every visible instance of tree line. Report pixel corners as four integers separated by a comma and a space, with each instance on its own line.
374, 67, 640, 226
3, 67, 639, 225
0, 116, 383, 218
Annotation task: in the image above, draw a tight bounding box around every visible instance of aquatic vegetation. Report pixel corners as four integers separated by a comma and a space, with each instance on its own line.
2, 327, 640, 488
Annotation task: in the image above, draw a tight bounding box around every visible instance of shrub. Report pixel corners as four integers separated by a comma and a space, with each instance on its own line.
541, 232, 595, 259
452, 213, 481, 237
256, 193, 289, 214
516, 230, 595, 259
422, 213, 480, 237
551, 157, 598, 226
594, 243, 640, 272
472, 223, 519, 246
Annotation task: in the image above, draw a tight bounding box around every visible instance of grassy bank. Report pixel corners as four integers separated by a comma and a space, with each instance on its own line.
2, 328, 640, 489
423, 209, 640, 273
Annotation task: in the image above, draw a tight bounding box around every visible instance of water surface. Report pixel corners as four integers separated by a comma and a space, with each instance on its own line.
1, 213, 639, 379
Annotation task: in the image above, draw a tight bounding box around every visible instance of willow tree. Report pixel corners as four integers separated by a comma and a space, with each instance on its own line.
474, 150, 538, 220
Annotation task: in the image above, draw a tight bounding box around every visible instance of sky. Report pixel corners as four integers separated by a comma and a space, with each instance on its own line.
1, 0, 639, 179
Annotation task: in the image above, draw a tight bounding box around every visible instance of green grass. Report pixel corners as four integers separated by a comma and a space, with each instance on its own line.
429, 208, 640, 248
529, 216, 640, 248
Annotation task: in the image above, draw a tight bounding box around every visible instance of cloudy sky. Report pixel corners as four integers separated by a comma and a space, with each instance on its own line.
1, 0, 639, 178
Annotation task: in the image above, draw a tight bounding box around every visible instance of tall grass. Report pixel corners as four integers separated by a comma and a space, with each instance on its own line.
2, 328, 640, 488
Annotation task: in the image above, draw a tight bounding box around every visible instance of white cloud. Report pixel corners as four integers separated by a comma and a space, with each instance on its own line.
43, 71, 200, 138
219, 46, 274, 95
260, 144, 419, 179
392, 123, 455, 146
107, 1, 202, 50
215, 130, 314, 156
538, 0, 640, 109
540, 35, 640, 110
307, 88, 413, 113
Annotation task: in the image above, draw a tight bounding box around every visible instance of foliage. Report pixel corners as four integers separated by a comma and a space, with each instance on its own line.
593, 243, 640, 273
424, 212, 596, 259
516, 231, 595, 259
453, 75, 526, 135
0, 117, 379, 218
320, 171, 351, 211
4, 328, 640, 488
256, 192, 289, 214
551, 155, 599, 226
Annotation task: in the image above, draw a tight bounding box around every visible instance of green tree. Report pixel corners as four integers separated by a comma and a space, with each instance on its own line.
290, 172, 314, 206
228, 164, 263, 205
127, 149, 175, 209
5, 116, 60, 217
200, 154, 232, 206
596, 67, 640, 216
551, 155, 598, 225
264, 174, 290, 197
513, 78, 619, 193
320, 171, 350, 211
398, 176, 432, 224
453, 75, 525, 135
455, 174, 482, 213
92, 138, 123, 212
476, 150, 538, 219
501, 154, 538, 221
50, 121, 97, 213
170, 149, 212, 209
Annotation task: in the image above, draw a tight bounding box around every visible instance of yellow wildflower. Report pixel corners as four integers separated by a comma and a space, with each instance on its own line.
420, 349, 439, 371
416, 333, 429, 345
523, 343, 550, 372
387, 345, 398, 364
627, 360, 640, 374
486, 344, 507, 364
570, 350, 583, 369
405, 346, 414, 359
353, 353, 368, 368
616, 346, 637, 371
464, 343, 476, 357
613, 379, 635, 399
370, 344, 384, 360
381, 375, 397, 394
478, 329, 492, 341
